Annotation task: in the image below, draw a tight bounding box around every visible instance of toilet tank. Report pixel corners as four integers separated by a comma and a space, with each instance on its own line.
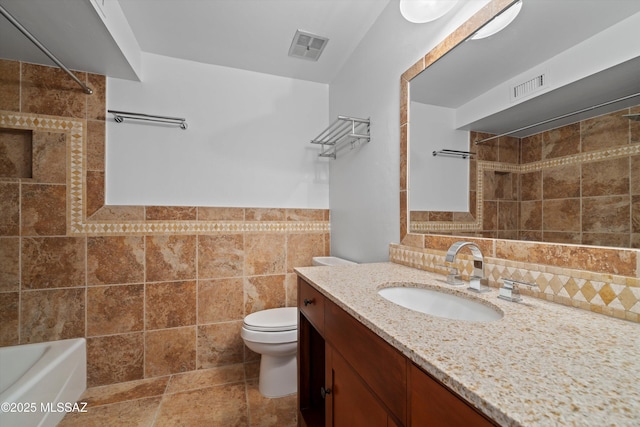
312, 256, 357, 266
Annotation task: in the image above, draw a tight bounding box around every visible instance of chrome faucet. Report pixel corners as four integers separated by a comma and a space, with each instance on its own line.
444, 241, 489, 293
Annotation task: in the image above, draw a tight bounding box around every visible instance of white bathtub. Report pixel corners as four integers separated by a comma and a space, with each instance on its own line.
0, 338, 86, 427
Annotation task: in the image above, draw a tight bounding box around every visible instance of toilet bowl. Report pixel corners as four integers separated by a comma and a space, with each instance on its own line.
241, 307, 298, 398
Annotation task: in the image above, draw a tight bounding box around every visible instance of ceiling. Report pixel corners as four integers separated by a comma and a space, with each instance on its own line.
410, 0, 640, 137
0, 0, 390, 84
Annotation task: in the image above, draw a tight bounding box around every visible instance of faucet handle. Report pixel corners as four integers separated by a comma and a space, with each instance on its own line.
499, 279, 537, 302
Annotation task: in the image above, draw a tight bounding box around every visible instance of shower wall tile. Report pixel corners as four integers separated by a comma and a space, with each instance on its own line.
145, 327, 196, 377
87, 236, 145, 286
582, 157, 629, 197
0, 237, 19, 292
520, 171, 541, 201
583, 232, 629, 248
0, 59, 20, 111
520, 133, 542, 163
21, 63, 87, 118
20, 288, 85, 343
634, 195, 640, 233
86, 73, 106, 121
197, 207, 244, 221
520, 201, 542, 231
87, 284, 144, 336
146, 206, 197, 221
198, 234, 244, 279
541, 123, 580, 159
0, 129, 32, 178
0, 182, 20, 236
286, 208, 325, 221
86, 120, 105, 171
632, 156, 640, 195
198, 278, 244, 323
582, 110, 630, 151
583, 195, 630, 233
21, 237, 85, 289
85, 170, 104, 217
146, 235, 197, 282
145, 280, 196, 330
631, 106, 640, 144
543, 164, 581, 199
87, 333, 145, 387
32, 131, 66, 183
21, 183, 66, 236
0, 292, 19, 346
196, 322, 244, 369
543, 198, 581, 232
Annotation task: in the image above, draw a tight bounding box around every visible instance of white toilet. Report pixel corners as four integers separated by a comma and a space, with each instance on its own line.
241, 307, 298, 398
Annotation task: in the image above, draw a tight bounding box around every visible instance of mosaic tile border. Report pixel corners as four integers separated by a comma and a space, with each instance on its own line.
389, 243, 640, 323
409, 143, 640, 233
1, 111, 330, 236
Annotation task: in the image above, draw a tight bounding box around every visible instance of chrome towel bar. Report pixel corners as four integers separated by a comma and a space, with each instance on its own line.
108, 110, 188, 130
0, 4, 93, 95
432, 149, 474, 159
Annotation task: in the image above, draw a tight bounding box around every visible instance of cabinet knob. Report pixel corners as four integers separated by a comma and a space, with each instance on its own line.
303, 298, 314, 306
320, 387, 332, 398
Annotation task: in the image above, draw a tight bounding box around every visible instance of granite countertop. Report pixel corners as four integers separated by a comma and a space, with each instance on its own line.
294, 262, 640, 426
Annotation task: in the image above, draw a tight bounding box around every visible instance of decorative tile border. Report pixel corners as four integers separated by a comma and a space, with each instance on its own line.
390, 243, 640, 323
1, 111, 330, 236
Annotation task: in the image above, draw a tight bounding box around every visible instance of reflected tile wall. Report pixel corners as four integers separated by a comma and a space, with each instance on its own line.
0, 59, 330, 388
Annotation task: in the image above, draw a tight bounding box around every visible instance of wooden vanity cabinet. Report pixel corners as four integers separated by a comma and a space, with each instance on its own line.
298, 277, 496, 427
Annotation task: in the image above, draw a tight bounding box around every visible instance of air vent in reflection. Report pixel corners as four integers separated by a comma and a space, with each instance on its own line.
288, 30, 329, 61
511, 73, 547, 101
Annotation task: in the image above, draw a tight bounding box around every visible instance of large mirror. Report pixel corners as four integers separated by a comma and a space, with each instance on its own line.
406, 0, 640, 248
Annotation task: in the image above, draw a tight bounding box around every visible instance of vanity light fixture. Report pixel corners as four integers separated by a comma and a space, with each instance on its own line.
470, 0, 522, 39
399, 0, 458, 24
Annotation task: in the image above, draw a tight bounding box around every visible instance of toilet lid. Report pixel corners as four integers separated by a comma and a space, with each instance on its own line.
243, 307, 298, 332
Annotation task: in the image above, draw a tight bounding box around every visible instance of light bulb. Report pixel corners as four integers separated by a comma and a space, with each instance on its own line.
399, 0, 459, 24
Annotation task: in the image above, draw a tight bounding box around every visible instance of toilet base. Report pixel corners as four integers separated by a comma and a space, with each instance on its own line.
258, 353, 297, 398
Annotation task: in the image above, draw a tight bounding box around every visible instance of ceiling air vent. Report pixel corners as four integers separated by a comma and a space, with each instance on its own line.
510, 72, 548, 101
288, 30, 329, 61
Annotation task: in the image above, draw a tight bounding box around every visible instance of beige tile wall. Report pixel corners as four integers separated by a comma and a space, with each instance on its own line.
410, 107, 640, 247
0, 59, 330, 387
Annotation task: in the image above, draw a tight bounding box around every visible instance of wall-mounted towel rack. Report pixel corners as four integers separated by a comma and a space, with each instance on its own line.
0, 4, 93, 95
108, 110, 188, 130
432, 149, 475, 159
310, 115, 370, 159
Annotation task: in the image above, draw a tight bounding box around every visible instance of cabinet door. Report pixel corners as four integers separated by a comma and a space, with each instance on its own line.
326, 346, 391, 427
409, 364, 496, 427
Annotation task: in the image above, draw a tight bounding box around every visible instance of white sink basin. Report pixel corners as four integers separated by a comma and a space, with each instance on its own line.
378, 286, 503, 322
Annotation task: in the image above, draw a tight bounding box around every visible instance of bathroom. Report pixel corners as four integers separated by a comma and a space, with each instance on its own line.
1, 0, 639, 426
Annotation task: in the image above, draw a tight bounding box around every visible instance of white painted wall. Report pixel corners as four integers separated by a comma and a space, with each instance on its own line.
106, 52, 329, 208
328, 0, 491, 262
409, 102, 469, 212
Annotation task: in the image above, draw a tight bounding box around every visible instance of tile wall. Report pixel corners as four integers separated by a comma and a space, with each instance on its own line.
0, 59, 330, 387
410, 107, 640, 248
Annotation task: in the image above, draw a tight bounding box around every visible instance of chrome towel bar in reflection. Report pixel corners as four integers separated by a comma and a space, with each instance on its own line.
432, 149, 475, 159
108, 110, 188, 130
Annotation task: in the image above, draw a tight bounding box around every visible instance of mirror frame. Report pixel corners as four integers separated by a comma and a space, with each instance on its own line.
400, 0, 518, 242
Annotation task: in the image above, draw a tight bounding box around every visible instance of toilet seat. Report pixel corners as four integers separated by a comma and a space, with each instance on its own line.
243, 307, 297, 332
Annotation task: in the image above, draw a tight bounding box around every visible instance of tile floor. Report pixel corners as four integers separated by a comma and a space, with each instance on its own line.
59, 363, 297, 427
